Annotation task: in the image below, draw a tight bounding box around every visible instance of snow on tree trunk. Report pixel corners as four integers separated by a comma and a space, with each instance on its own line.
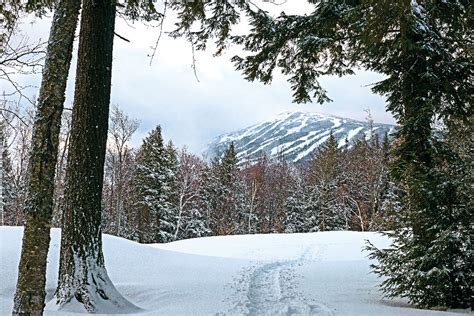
12, 0, 81, 314
52, 0, 139, 313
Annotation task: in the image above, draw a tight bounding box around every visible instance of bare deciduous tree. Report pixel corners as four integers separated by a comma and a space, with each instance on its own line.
103, 106, 139, 237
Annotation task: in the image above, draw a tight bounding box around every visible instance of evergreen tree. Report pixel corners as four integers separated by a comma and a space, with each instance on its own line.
201, 143, 245, 235
310, 131, 346, 231
133, 127, 178, 243
1, 127, 16, 226
220, 142, 238, 184
284, 178, 320, 233
0, 121, 12, 226
214, 143, 243, 235
171, 0, 472, 307
264, 154, 293, 233
200, 160, 221, 234
160, 141, 179, 242
284, 187, 308, 233
134, 126, 165, 243
361, 1, 473, 308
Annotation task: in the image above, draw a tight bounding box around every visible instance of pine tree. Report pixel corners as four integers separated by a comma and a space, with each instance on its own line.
134, 126, 165, 243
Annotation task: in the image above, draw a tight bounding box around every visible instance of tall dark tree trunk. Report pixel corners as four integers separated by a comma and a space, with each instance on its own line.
53, 0, 138, 312
12, 0, 81, 314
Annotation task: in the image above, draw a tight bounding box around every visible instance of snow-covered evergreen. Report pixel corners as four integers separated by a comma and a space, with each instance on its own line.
133, 127, 178, 243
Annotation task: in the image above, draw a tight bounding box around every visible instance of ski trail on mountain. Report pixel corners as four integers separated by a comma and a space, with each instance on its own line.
225, 247, 333, 316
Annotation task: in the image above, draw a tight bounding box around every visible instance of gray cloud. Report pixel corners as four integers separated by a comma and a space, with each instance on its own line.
1, 2, 395, 154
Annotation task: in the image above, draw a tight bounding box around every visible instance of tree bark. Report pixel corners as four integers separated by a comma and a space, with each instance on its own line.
13, 0, 81, 314
0, 120, 4, 226
53, 0, 138, 312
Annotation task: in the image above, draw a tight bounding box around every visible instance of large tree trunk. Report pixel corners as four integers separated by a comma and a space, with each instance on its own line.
12, 0, 81, 314
52, 0, 139, 312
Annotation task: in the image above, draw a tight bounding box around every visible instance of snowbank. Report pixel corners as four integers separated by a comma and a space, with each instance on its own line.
0, 227, 469, 315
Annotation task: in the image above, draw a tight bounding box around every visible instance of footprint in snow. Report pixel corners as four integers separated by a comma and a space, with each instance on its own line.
224, 246, 334, 316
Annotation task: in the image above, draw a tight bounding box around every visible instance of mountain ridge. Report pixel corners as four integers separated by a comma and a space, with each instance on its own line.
206, 111, 396, 162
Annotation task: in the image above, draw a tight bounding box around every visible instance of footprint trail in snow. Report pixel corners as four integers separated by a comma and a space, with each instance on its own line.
227, 247, 333, 316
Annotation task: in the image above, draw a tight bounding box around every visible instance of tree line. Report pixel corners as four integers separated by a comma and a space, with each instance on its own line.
3, 106, 401, 241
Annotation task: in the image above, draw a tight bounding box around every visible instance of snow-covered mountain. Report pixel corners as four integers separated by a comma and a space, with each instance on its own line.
207, 111, 396, 162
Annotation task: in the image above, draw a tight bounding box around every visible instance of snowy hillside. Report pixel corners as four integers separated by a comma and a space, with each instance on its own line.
207, 111, 396, 162
0, 227, 469, 315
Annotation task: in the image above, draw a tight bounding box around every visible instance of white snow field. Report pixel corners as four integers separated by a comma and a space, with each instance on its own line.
0, 227, 470, 315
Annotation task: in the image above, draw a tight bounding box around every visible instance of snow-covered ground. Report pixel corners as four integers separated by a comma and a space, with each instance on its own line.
0, 227, 469, 315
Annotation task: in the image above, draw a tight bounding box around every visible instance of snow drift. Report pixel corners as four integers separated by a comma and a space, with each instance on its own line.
0, 227, 468, 315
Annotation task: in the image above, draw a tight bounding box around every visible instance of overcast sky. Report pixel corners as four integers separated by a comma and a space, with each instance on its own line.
2, 1, 395, 153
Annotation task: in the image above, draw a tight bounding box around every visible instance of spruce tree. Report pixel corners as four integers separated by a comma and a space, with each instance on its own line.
284, 180, 320, 234
310, 131, 346, 231
171, 0, 472, 307
0, 124, 16, 226
180, 208, 209, 239
361, 1, 473, 308
133, 127, 178, 243
159, 141, 179, 242
214, 143, 242, 235
265, 154, 292, 233
200, 161, 221, 234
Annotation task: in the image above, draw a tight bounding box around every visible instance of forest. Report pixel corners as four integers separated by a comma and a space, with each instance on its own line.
1, 106, 399, 240
0, 0, 472, 315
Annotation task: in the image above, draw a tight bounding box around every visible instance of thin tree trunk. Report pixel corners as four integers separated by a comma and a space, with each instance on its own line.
52, 121, 70, 227
12, 0, 81, 314
0, 120, 4, 226
53, 0, 138, 312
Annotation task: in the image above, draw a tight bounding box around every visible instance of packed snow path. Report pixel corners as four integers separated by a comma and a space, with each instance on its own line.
230, 247, 333, 316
